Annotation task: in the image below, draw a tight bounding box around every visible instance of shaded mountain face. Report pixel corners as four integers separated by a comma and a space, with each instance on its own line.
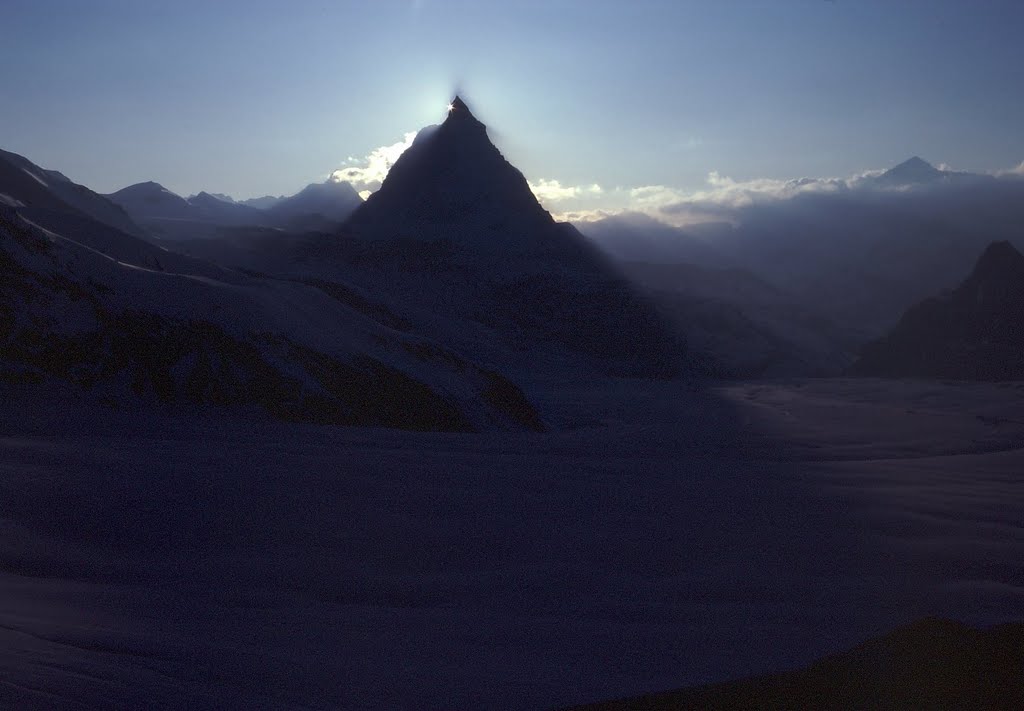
240, 194, 284, 209
850, 240, 1024, 379
268, 180, 362, 220
326, 97, 685, 377
347, 97, 552, 246
265, 179, 363, 230
107, 181, 194, 219
0, 148, 147, 238
1, 150, 544, 432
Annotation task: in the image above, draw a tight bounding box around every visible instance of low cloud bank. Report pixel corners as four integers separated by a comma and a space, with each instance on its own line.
331, 129, 1024, 235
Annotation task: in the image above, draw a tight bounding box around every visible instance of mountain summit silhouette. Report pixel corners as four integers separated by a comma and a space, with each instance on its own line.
347, 95, 552, 244
877, 156, 944, 185
334, 96, 685, 376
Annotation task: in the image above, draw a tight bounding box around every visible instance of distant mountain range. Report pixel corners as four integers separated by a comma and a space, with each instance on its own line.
851, 240, 1024, 379
105, 178, 363, 240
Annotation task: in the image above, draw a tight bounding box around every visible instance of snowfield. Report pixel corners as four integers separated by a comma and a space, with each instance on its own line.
1, 377, 1022, 709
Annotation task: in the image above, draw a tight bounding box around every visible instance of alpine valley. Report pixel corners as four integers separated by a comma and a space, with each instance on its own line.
2, 98, 1024, 710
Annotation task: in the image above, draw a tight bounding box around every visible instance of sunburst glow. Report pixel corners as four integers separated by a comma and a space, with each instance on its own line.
447, 102, 455, 113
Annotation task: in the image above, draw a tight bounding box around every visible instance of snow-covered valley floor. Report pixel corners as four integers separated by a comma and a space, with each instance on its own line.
1, 377, 1023, 709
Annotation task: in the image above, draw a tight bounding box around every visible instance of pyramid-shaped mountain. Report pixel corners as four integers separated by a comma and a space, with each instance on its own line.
876, 156, 945, 186
346, 96, 551, 244
868, 156, 983, 189
333, 97, 684, 376
850, 240, 1024, 379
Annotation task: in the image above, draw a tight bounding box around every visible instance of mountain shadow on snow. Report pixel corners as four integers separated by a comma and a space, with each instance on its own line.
319, 96, 686, 377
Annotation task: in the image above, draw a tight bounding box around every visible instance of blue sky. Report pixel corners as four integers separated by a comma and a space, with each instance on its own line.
2, 0, 1022, 214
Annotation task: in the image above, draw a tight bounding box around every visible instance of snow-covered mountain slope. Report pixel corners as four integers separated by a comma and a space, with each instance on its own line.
850, 241, 1024, 379
0, 201, 542, 431
0, 151, 232, 279
291, 97, 686, 378
0, 148, 147, 238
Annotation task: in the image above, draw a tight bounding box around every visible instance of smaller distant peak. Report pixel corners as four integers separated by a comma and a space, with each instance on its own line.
874, 156, 945, 186
117, 180, 172, 194
902, 156, 932, 167
190, 191, 230, 204
889, 156, 939, 173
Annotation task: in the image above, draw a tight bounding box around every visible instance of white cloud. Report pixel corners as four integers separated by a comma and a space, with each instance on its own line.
551, 208, 618, 224
545, 172, 860, 226
628, 185, 689, 208
329, 131, 418, 192
667, 172, 848, 210
330, 132, 1024, 229
997, 160, 1024, 176
528, 179, 602, 203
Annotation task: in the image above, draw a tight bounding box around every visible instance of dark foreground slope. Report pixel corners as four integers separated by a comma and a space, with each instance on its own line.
1, 379, 1023, 709
851, 241, 1024, 379
570, 618, 1024, 710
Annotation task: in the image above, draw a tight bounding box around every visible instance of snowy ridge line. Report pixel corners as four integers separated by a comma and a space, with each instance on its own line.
18, 214, 241, 287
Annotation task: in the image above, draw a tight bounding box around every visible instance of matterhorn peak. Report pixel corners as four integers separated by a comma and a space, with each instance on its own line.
442, 95, 486, 134
447, 95, 473, 118
346, 94, 551, 236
